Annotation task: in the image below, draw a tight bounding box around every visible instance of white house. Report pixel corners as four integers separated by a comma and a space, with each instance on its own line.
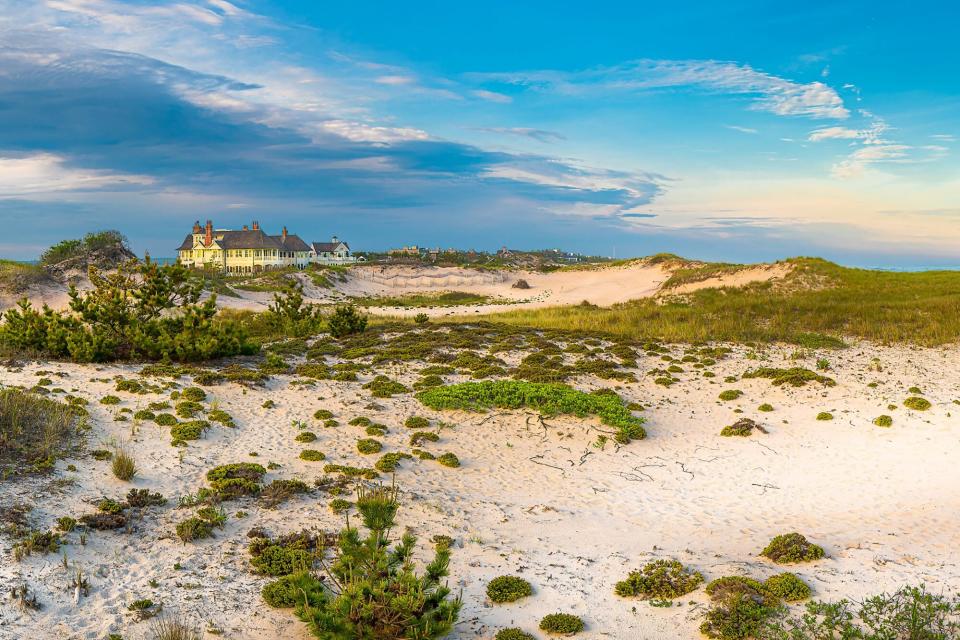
310, 236, 358, 265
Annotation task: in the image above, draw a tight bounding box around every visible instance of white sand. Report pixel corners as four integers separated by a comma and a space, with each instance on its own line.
2, 341, 958, 639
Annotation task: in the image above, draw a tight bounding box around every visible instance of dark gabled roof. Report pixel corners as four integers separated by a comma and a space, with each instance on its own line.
176, 234, 194, 250
311, 241, 350, 252
218, 230, 283, 250
273, 234, 311, 252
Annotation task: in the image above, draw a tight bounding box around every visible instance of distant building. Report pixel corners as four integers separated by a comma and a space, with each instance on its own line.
176, 220, 355, 273
388, 245, 422, 256
310, 236, 357, 265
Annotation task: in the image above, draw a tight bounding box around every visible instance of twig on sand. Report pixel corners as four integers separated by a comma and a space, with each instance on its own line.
751, 482, 779, 494
676, 461, 695, 480
529, 455, 566, 474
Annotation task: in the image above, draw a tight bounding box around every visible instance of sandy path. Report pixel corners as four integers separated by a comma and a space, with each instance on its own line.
1, 342, 958, 639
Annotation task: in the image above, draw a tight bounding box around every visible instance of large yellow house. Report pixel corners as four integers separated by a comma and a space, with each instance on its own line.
176, 220, 313, 274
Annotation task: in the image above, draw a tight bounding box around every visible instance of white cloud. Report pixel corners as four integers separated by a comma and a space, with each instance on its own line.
726, 125, 758, 134
472, 89, 512, 103
470, 59, 849, 119
374, 75, 416, 86
808, 126, 861, 141
474, 127, 566, 143
0, 154, 154, 196
831, 144, 911, 178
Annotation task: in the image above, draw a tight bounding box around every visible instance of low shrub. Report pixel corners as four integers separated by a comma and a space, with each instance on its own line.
327, 304, 368, 338
743, 367, 836, 387
356, 438, 382, 455
700, 591, 782, 639
495, 629, 535, 640
313, 409, 333, 420
816, 412, 834, 421
329, 498, 352, 513
262, 572, 326, 608
614, 559, 704, 599
323, 464, 378, 480
300, 450, 325, 462
363, 376, 410, 398
764, 572, 811, 601
539, 613, 584, 634
260, 479, 310, 507
758, 403, 774, 412
0, 389, 78, 474
295, 431, 317, 443
409, 431, 440, 446
416, 380, 646, 444
486, 575, 533, 603
100, 395, 121, 405
375, 452, 412, 473
903, 396, 931, 411
404, 416, 430, 429
721, 418, 766, 437
154, 413, 178, 426
181, 387, 207, 402
176, 516, 214, 543
437, 452, 460, 468
719, 389, 743, 401
873, 414, 893, 427
170, 420, 208, 443
761, 533, 825, 563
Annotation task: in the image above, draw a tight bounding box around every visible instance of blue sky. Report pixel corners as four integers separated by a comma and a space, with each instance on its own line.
0, 1, 957, 267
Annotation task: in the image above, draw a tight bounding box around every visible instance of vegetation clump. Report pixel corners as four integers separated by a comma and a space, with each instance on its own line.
0, 389, 77, 475
903, 396, 932, 410
721, 418, 766, 437
614, 559, 704, 599
718, 389, 743, 401
873, 414, 894, 427
486, 575, 533, 603
356, 438, 383, 455
743, 367, 836, 387
327, 304, 368, 338
816, 412, 834, 421
0, 261, 253, 362
291, 482, 461, 638
363, 376, 410, 398
249, 530, 322, 576
111, 445, 137, 481
405, 416, 430, 429
761, 533, 825, 564
206, 462, 266, 499
375, 452, 413, 473
300, 450, 326, 462
437, 452, 460, 468
262, 572, 326, 609
416, 380, 645, 443
495, 629, 535, 640
763, 572, 811, 601
539, 613, 584, 635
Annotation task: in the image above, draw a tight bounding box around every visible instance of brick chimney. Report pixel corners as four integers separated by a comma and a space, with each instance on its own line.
282, 226, 288, 241
205, 219, 213, 246
192, 220, 202, 234
252, 220, 259, 231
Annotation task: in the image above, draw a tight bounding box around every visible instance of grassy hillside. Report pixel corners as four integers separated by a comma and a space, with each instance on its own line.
467, 258, 960, 347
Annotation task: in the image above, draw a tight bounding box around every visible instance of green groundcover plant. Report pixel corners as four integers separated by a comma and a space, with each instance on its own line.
416, 380, 645, 443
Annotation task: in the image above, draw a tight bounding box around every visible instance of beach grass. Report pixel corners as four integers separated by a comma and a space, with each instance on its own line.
459, 258, 960, 346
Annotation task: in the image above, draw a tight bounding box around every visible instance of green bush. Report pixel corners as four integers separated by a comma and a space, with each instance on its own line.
742, 367, 836, 387
416, 380, 645, 444
903, 396, 932, 411
486, 575, 533, 603
181, 387, 207, 402
155, 413, 178, 426
313, 409, 333, 420
111, 446, 137, 481
100, 395, 121, 405
700, 592, 782, 639
495, 629, 535, 640
437, 452, 460, 468
295, 431, 317, 443
293, 483, 461, 638
363, 376, 410, 398
405, 416, 430, 429
262, 572, 326, 608
410, 431, 440, 446
614, 559, 704, 599
758, 403, 774, 412
539, 613, 584, 634
175, 400, 202, 418
356, 438, 383, 455
323, 464, 378, 480
375, 452, 412, 473
251, 544, 316, 576
206, 462, 266, 482
721, 418, 763, 437
170, 420, 208, 443
873, 414, 894, 427
0, 389, 77, 473
719, 389, 743, 401
300, 450, 325, 462
327, 304, 368, 338
0, 261, 252, 362
764, 572, 811, 601
176, 516, 214, 543
816, 412, 834, 421
329, 498, 352, 513
761, 533, 825, 564
765, 584, 960, 638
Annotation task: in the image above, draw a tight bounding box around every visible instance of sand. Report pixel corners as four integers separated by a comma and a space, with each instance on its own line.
2, 340, 958, 640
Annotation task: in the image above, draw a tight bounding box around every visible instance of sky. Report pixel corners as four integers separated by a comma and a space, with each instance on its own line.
0, 1, 958, 267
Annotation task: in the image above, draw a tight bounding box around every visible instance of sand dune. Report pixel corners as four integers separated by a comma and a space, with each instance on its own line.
2, 341, 958, 639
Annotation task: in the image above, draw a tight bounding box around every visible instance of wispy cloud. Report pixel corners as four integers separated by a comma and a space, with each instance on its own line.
474, 127, 566, 143
469, 59, 849, 119
726, 125, 758, 134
